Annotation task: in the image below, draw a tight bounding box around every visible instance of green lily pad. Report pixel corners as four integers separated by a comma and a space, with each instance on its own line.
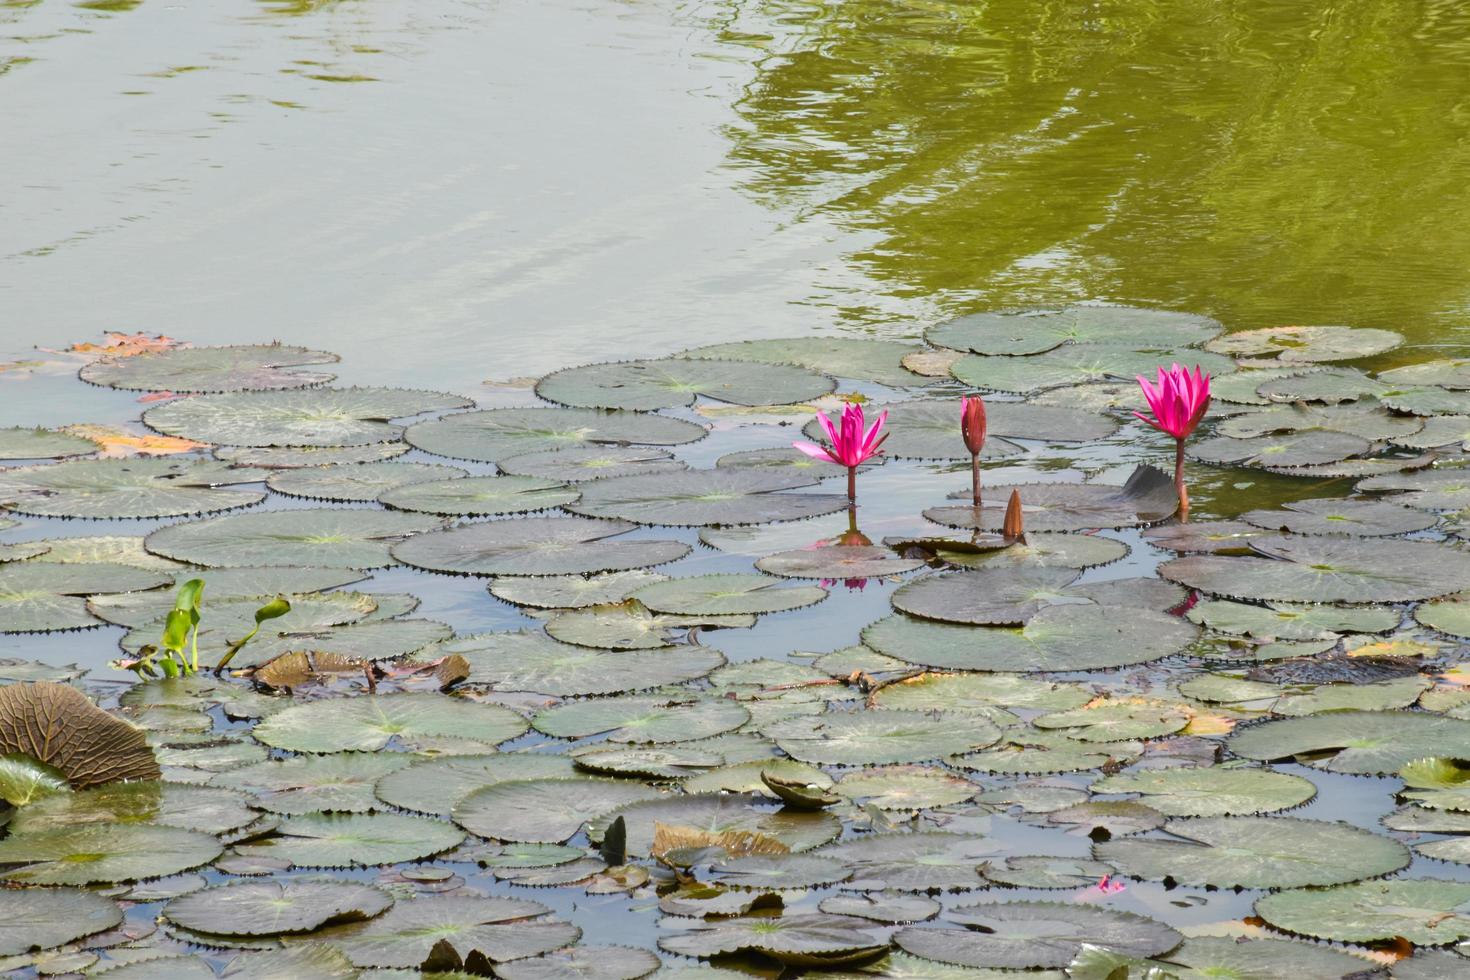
817, 895, 941, 925
331, 894, 579, 969
0, 427, 100, 460
569, 469, 846, 526
405, 407, 704, 463
681, 337, 928, 388
0, 887, 123, 956
163, 879, 392, 936
1188, 598, 1398, 639
219, 945, 359, 979
498, 446, 688, 483
871, 672, 1091, 714
80, 344, 338, 392
537, 357, 834, 410
544, 601, 751, 650
233, 812, 464, 868
266, 461, 467, 502
86, 567, 364, 627
1209, 368, 1316, 405
1274, 675, 1431, 716
211, 753, 412, 815
658, 913, 885, 965
1391, 415, 1470, 451
896, 902, 1181, 970
1091, 767, 1317, 817
378, 475, 577, 515
1218, 399, 1423, 441
833, 765, 979, 810
716, 446, 860, 477
1239, 497, 1437, 536
1416, 593, 1470, 637
952, 727, 1143, 775
145, 508, 441, 569
929, 305, 1222, 356
0, 754, 69, 805
390, 516, 689, 576
1254, 878, 1470, 944
21, 534, 182, 570
1142, 520, 1269, 554
373, 753, 575, 816
1206, 325, 1403, 363
934, 531, 1129, 570
0, 823, 221, 884
1398, 758, 1470, 812
453, 777, 662, 843
863, 604, 1197, 672
767, 709, 998, 765
145, 387, 472, 446
1190, 431, 1371, 468
980, 856, 1116, 889
573, 744, 723, 779
925, 467, 1179, 532
0, 458, 266, 519
1255, 367, 1389, 404
1228, 710, 1470, 774
891, 567, 1178, 626
7, 780, 254, 835
1382, 386, 1470, 417
1381, 358, 1470, 389
1152, 936, 1381, 979
488, 570, 669, 609
252, 693, 528, 753
630, 573, 827, 615
533, 696, 749, 743
952, 346, 1235, 395
1160, 535, 1470, 602
0, 562, 170, 632
755, 545, 925, 580
1034, 701, 1189, 742
681, 759, 829, 797
592, 793, 841, 856
1360, 467, 1470, 510
496, 946, 663, 980
216, 443, 412, 467
444, 629, 724, 693
709, 853, 850, 890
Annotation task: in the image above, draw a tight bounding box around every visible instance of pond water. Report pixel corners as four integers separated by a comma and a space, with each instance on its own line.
3, 2, 1470, 978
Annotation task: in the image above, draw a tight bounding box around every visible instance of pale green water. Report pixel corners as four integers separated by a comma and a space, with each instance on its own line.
3, 0, 1469, 386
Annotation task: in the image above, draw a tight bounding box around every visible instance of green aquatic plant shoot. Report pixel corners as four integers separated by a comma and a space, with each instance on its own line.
112, 578, 290, 679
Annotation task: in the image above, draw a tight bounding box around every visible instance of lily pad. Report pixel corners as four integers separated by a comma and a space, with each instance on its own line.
573, 744, 723, 779
496, 946, 663, 980
1152, 936, 1382, 979
0, 887, 123, 955
0, 682, 160, 787
0, 562, 171, 632
1091, 767, 1317, 817
569, 469, 845, 526
545, 602, 750, 650
331, 894, 579, 968
1254, 878, 1470, 944
373, 753, 576, 816
833, 765, 979, 810
716, 446, 860, 477
488, 570, 669, 609
756, 545, 925, 580
0, 754, 68, 805
1381, 386, 1470, 417
1209, 368, 1319, 405
1206, 325, 1403, 363
925, 467, 1178, 532
1188, 598, 1398, 639
0, 458, 267, 519
658, 913, 885, 965
533, 696, 750, 743
498, 446, 689, 483
211, 753, 412, 815
681, 337, 928, 388
436, 630, 724, 695
1190, 431, 1371, 468
1255, 367, 1389, 404
378, 475, 577, 515
163, 879, 392, 936
537, 357, 834, 410
1392, 415, 1470, 451
952, 727, 1143, 775
594, 793, 841, 856
1228, 711, 1470, 774
1240, 497, 1437, 536
767, 709, 998, 765
1218, 399, 1422, 441
216, 443, 413, 467
934, 531, 1129, 570
0, 427, 100, 460
220, 945, 359, 979
872, 672, 1090, 714
405, 407, 705, 463
266, 461, 467, 502
390, 516, 689, 576
1034, 701, 1189, 742
233, 812, 464, 868
980, 856, 1116, 889
863, 604, 1197, 672
81, 344, 338, 392
1399, 758, 1470, 813
896, 902, 1182, 970
453, 777, 663, 843
145, 508, 441, 569
1415, 593, 1470, 637
145, 387, 472, 447
1161, 535, 1470, 602
952, 346, 1235, 395
891, 567, 1177, 626
252, 693, 528, 753
0, 823, 221, 884
1142, 521, 1269, 554
710, 853, 850, 890
929, 305, 1221, 356
631, 574, 827, 615
1359, 468, 1470, 510
7, 780, 255, 835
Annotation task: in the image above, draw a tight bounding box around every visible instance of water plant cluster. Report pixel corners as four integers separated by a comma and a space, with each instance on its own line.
0, 309, 1469, 976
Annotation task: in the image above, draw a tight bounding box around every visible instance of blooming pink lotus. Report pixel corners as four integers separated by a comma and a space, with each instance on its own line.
961, 395, 986, 507
1136, 364, 1211, 515
794, 403, 888, 503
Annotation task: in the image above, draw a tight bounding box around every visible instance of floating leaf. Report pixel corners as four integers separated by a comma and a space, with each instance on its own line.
0, 682, 159, 786
592, 793, 841, 856
1142, 520, 1269, 554
498, 446, 688, 483
681, 337, 928, 387
81, 344, 338, 392
437, 630, 723, 695
709, 853, 850, 890
1218, 399, 1422, 441
488, 570, 668, 609
1381, 386, 1470, 417
378, 475, 577, 515
0, 427, 99, 460
211, 753, 411, 815
658, 913, 885, 965
1209, 368, 1315, 405
1399, 758, 1470, 813
569, 469, 845, 526
1359, 467, 1470, 510
216, 442, 412, 467
185, 617, 454, 670
1034, 701, 1189, 742
755, 545, 925, 580
630, 574, 827, 616
373, 753, 576, 816
544, 601, 747, 652
1416, 593, 1470, 638
1206, 325, 1402, 363
952, 345, 1235, 395
573, 744, 723, 779
0, 754, 69, 805
1254, 878, 1470, 944
1091, 767, 1316, 817
892, 568, 1179, 626
7, 780, 254, 835
233, 812, 464, 868
163, 879, 392, 936
817, 895, 941, 925
145, 387, 472, 447
496, 946, 663, 980
872, 672, 1090, 714
934, 531, 1129, 571
952, 727, 1143, 775
252, 693, 528, 753
537, 357, 834, 410
266, 461, 467, 502
1152, 936, 1382, 979
1229, 711, 1470, 774
1190, 431, 1371, 468
925, 468, 1178, 532
1188, 598, 1397, 640
0, 561, 172, 632
896, 902, 1182, 970
930, 305, 1222, 355
145, 508, 441, 569
332, 894, 578, 968
0, 823, 220, 884
981, 856, 1116, 889
833, 765, 978, 810
1240, 497, 1437, 536
453, 777, 662, 843
219, 945, 359, 979
406, 407, 704, 463
767, 710, 998, 765
0, 887, 122, 956
533, 696, 750, 743
391, 516, 688, 576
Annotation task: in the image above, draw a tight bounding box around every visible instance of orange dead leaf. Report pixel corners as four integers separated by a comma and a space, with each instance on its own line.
1182, 710, 1236, 736
651, 822, 789, 860
1439, 667, 1470, 688
59, 424, 207, 458
62, 332, 185, 359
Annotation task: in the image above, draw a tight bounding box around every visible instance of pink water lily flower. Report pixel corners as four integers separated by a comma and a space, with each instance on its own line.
1135, 364, 1211, 516
793, 403, 888, 502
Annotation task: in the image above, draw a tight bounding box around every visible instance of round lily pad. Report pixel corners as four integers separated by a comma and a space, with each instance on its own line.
1381, 386, 1470, 417
1255, 878, 1470, 944
1160, 535, 1470, 603
1228, 711, 1470, 774
952, 727, 1143, 775
220, 946, 359, 979
756, 545, 925, 580
434, 630, 724, 695
1034, 701, 1188, 742
1190, 431, 1371, 468
211, 753, 412, 815
1359, 468, 1470, 510
266, 461, 467, 502
890, 567, 1176, 626
216, 442, 413, 467
537, 357, 834, 410
981, 856, 1116, 889
453, 777, 662, 843
1416, 593, 1470, 637
709, 853, 850, 890
630, 574, 827, 615
895, 902, 1182, 970
145, 508, 442, 569
936, 531, 1128, 570
1391, 415, 1470, 451
952, 346, 1235, 395
1091, 767, 1317, 817
1206, 325, 1403, 363
0, 458, 266, 519
1209, 368, 1315, 405
177, 616, 453, 670
232, 812, 464, 868
573, 744, 723, 779
1256, 367, 1389, 404
545, 602, 749, 650
658, 912, 885, 965
1218, 399, 1422, 441
681, 337, 929, 388
929, 306, 1222, 356
145, 387, 472, 447
0, 562, 170, 632
405, 407, 705, 463
331, 894, 578, 969
0, 427, 99, 460
569, 469, 846, 526
925, 468, 1179, 532
1239, 497, 1437, 536
0, 823, 221, 884
496, 946, 663, 980
0, 887, 122, 955
378, 475, 577, 515
163, 879, 392, 936
1398, 758, 1470, 813
833, 765, 979, 810
373, 753, 576, 816
592, 793, 842, 856
6, 780, 255, 835
252, 693, 528, 753
488, 570, 668, 609
80, 344, 338, 392
872, 672, 1090, 714
817, 895, 941, 925
23, 534, 186, 570
1381, 358, 1470, 389
1188, 598, 1398, 640
716, 446, 859, 477
1156, 936, 1383, 978
533, 696, 750, 743
497, 446, 688, 483
767, 709, 998, 765
390, 516, 689, 576
863, 604, 1197, 672
1142, 520, 1269, 554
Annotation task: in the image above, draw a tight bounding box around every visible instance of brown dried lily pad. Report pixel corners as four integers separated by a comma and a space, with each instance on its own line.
0, 682, 158, 788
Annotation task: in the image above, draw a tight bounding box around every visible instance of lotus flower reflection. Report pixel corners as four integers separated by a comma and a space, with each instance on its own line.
794, 403, 888, 503
1135, 363, 1211, 515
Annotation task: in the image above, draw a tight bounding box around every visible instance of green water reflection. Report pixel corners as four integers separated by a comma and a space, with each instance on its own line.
712, 0, 1470, 343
